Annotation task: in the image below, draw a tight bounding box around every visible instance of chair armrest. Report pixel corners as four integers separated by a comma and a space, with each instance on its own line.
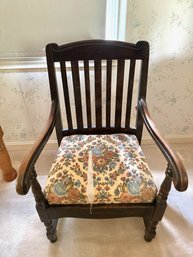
16, 100, 58, 195
138, 98, 188, 192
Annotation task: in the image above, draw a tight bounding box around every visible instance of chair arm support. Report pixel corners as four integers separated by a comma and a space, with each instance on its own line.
16, 100, 58, 195
138, 98, 188, 192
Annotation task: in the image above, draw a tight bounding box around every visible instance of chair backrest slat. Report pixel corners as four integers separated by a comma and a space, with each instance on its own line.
60, 62, 73, 130
84, 60, 92, 128
106, 59, 112, 127
115, 59, 125, 127
125, 59, 136, 128
94, 60, 102, 127
46, 40, 149, 143
71, 60, 83, 129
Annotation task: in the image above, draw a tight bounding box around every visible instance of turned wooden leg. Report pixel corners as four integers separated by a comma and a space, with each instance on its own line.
44, 219, 58, 243
0, 127, 17, 182
144, 218, 158, 242
31, 169, 58, 243
144, 164, 172, 242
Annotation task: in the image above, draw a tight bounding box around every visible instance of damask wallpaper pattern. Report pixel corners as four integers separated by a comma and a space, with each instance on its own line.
0, 0, 193, 143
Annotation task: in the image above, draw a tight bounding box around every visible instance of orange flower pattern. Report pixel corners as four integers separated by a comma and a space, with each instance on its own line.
45, 134, 157, 204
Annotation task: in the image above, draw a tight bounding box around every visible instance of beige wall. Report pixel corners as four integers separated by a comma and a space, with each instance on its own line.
1, 0, 193, 145
0, 0, 106, 57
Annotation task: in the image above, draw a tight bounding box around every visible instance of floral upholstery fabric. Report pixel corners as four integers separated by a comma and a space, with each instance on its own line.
44, 134, 157, 205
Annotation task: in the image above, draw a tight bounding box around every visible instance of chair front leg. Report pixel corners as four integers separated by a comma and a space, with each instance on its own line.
31, 168, 58, 242
144, 164, 172, 241
44, 219, 58, 243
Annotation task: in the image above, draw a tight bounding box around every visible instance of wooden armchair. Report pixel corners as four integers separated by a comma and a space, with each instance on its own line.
16, 40, 188, 243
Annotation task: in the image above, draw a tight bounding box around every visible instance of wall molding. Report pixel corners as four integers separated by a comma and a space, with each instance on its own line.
0, 51, 45, 58
6, 136, 193, 152
0, 57, 47, 71
0, 59, 113, 72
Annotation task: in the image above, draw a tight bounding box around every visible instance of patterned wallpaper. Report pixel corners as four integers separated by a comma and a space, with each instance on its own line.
0, 0, 193, 143
0, 70, 52, 142
127, 0, 193, 137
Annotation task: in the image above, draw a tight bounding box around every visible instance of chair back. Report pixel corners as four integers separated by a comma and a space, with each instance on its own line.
46, 40, 149, 144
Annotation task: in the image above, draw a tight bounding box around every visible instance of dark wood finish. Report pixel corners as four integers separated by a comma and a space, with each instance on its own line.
136, 42, 149, 143
31, 169, 58, 243
94, 60, 102, 127
84, 60, 92, 128
139, 98, 188, 191
144, 164, 172, 241
62, 127, 136, 137
16, 101, 57, 195
45, 40, 150, 141
106, 59, 112, 127
47, 203, 155, 219
60, 62, 73, 130
16, 40, 188, 243
52, 40, 148, 61
115, 59, 125, 127
125, 59, 136, 128
71, 60, 84, 129
46, 44, 63, 144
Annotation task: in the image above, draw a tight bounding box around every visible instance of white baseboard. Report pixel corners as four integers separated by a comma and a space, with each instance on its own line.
6, 140, 58, 151
141, 135, 193, 145
5, 136, 193, 151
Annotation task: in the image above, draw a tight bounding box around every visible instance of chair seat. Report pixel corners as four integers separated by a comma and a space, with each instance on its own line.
44, 134, 157, 205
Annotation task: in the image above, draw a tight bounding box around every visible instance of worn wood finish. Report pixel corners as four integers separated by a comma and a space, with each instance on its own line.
16, 40, 188, 243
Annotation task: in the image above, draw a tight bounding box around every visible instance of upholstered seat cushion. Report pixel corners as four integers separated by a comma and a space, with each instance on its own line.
44, 134, 157, 205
